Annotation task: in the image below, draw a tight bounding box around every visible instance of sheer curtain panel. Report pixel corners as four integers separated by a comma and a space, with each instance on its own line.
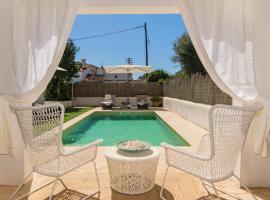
178, 0, 270, 157
0, 0, 80, 154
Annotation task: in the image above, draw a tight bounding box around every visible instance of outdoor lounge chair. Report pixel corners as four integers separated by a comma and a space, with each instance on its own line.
121, 97, 131, 109
9, 103, 103, 200
160, 104, 258, 200
101, 94, 116, 109
137, 95, 149, 109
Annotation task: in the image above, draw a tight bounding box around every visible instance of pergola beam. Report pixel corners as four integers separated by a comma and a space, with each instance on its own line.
79, 0, 180, 14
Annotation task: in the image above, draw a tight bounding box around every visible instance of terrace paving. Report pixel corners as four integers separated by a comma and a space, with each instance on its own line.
1, 108, 269, 200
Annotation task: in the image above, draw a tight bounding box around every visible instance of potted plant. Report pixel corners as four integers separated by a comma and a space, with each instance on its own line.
150, 96, 162, 107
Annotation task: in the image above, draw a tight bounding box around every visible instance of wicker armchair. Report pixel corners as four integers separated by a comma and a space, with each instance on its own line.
160, 104, 258, 200
9, 103, 103, 200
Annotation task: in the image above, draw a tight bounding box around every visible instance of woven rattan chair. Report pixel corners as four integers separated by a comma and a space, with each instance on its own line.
160, 104, 258, 200
9, 103, 103, 200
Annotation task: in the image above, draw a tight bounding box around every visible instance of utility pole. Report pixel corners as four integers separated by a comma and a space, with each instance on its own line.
144, 22, 149, 66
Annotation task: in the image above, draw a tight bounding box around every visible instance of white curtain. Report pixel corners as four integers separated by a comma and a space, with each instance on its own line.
177, 0, 270, 157
0, 0, 81, 154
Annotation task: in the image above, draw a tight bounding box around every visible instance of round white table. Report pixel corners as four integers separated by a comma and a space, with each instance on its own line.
105, 147, 160, 195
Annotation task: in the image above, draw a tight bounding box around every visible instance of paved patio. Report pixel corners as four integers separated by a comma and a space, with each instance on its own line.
1, 147, 269, 200
1, 108, 269, 200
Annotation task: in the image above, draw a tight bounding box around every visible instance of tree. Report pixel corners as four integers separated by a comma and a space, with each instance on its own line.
146, 69, 170, 83
45, 39, 81, 101
138, 73, 148, 80
172, 32, 206, 76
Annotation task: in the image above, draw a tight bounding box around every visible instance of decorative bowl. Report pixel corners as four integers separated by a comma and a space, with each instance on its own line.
117, 140, 151, 152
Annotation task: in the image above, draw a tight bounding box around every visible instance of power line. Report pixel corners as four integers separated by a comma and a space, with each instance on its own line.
72, 25, 144, 41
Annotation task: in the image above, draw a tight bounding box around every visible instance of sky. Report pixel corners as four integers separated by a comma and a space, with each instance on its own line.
69, 14, 187, 76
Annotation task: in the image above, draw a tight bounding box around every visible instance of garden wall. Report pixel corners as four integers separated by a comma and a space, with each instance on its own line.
73, 97, 153, 107
73, 74, 232, 105
73, 81, 162, 97
163, 74, 232, 105
45, 100, 73, 108
163, 97, 211, 129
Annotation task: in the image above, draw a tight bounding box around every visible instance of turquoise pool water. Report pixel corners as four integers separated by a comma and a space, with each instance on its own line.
63, 111, 189, 146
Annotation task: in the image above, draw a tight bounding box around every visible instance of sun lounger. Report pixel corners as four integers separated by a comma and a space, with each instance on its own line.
101, 94, 116, 109
121, 97, 131, 109
137, 95, 149, 109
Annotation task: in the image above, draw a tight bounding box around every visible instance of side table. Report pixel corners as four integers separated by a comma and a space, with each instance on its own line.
105, 147, 160, 195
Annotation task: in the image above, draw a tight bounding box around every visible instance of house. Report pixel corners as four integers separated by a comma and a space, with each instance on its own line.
104, 72, 132, 81
72, 59, 105, 82
73, 59, 133, 82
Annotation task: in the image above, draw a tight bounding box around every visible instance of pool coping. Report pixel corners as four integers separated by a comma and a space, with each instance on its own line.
63, 107, 208, 150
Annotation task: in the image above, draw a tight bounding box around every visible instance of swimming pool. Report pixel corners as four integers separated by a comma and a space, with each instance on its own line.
63, 111, 189, 146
